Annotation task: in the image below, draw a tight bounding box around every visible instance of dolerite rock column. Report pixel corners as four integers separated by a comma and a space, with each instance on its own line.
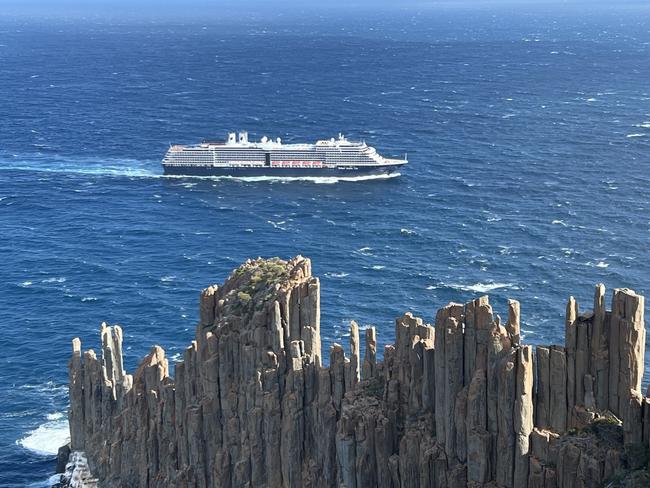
66, 259, 649, 488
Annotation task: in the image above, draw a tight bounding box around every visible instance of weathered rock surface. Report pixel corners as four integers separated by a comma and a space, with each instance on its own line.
65, 257, 649, 487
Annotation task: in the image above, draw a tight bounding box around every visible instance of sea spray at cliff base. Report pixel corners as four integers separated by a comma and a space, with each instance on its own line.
18, 413, 70, 457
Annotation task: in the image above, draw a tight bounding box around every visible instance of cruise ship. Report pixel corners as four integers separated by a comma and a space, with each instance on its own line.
162, 131, 407, 177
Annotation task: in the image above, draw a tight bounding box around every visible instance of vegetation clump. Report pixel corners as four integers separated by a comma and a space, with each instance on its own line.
580, 414, 623, 445
228, 258, 292, 315
237, 291, 251, 303
362, 376, 385, 400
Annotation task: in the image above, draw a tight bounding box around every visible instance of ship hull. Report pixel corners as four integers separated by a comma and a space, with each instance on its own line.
162, 164, 404, 178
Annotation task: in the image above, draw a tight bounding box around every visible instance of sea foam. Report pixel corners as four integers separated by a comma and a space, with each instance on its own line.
17, 414, 70, 456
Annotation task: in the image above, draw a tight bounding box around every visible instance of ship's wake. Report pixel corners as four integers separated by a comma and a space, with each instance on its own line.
0, 154, 161, 178
162, 173, 401, 184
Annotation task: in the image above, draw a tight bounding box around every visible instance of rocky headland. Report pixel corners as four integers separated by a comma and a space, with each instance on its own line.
57, 256, 650, 487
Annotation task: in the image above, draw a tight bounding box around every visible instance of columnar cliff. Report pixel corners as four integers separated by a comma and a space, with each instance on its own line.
63, 256, 650, 487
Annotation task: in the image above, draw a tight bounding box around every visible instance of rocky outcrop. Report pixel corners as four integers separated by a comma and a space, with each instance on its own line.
53, 451, 99, 488
65, 256, 649, 487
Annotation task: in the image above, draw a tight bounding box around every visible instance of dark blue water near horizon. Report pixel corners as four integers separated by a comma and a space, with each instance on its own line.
1, 6, 650, 486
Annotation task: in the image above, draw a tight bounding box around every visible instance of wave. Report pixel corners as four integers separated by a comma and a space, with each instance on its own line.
428, 281, 518, 293
325, 272, 349, 278
17, 414, 70, 456
26, 474, 63, 488
626, 133, 646, 138
586, 261, 610, 268
267, 220, 287, 230
42, 277, 66, 284
17, 381, 68, 396
498, 246, 512, 255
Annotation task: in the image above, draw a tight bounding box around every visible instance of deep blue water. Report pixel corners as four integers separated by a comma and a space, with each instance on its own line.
1, 5, 650, 486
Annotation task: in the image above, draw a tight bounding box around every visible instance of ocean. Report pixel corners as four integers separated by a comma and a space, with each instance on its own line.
1, 5, 649, 486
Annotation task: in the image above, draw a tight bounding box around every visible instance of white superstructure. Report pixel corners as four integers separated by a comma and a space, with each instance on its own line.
163, 131, 407, 171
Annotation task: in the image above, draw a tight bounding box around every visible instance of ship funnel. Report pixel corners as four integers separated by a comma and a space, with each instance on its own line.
227, 132, 236, 144
276, 137, 281, 144
238, 131, 248, 143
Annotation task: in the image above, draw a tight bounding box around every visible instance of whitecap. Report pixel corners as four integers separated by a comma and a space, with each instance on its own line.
325, 272, 349, 278
371, 265, 385, 270
596, 261, 609, 268
81, 297, 97, 302
626, 133, 645, 138
551, 220, 567, 226
267, 220, 287, 230
400, 228, 417, 236
42, 277, 66, 283
635, 122, 650, 128
427, 281, 516, 293
160, 275, 175, 283
17, 415, 70, 456
20, 281, 33, 287
586, 98, 597, 102
453, 282, 517, 293
357, 247, 372, 253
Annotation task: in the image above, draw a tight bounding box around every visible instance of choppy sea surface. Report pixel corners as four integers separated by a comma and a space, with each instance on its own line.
1, 6, 650, 486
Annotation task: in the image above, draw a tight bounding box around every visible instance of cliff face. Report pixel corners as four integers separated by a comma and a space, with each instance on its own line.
66, 256, 650, 487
